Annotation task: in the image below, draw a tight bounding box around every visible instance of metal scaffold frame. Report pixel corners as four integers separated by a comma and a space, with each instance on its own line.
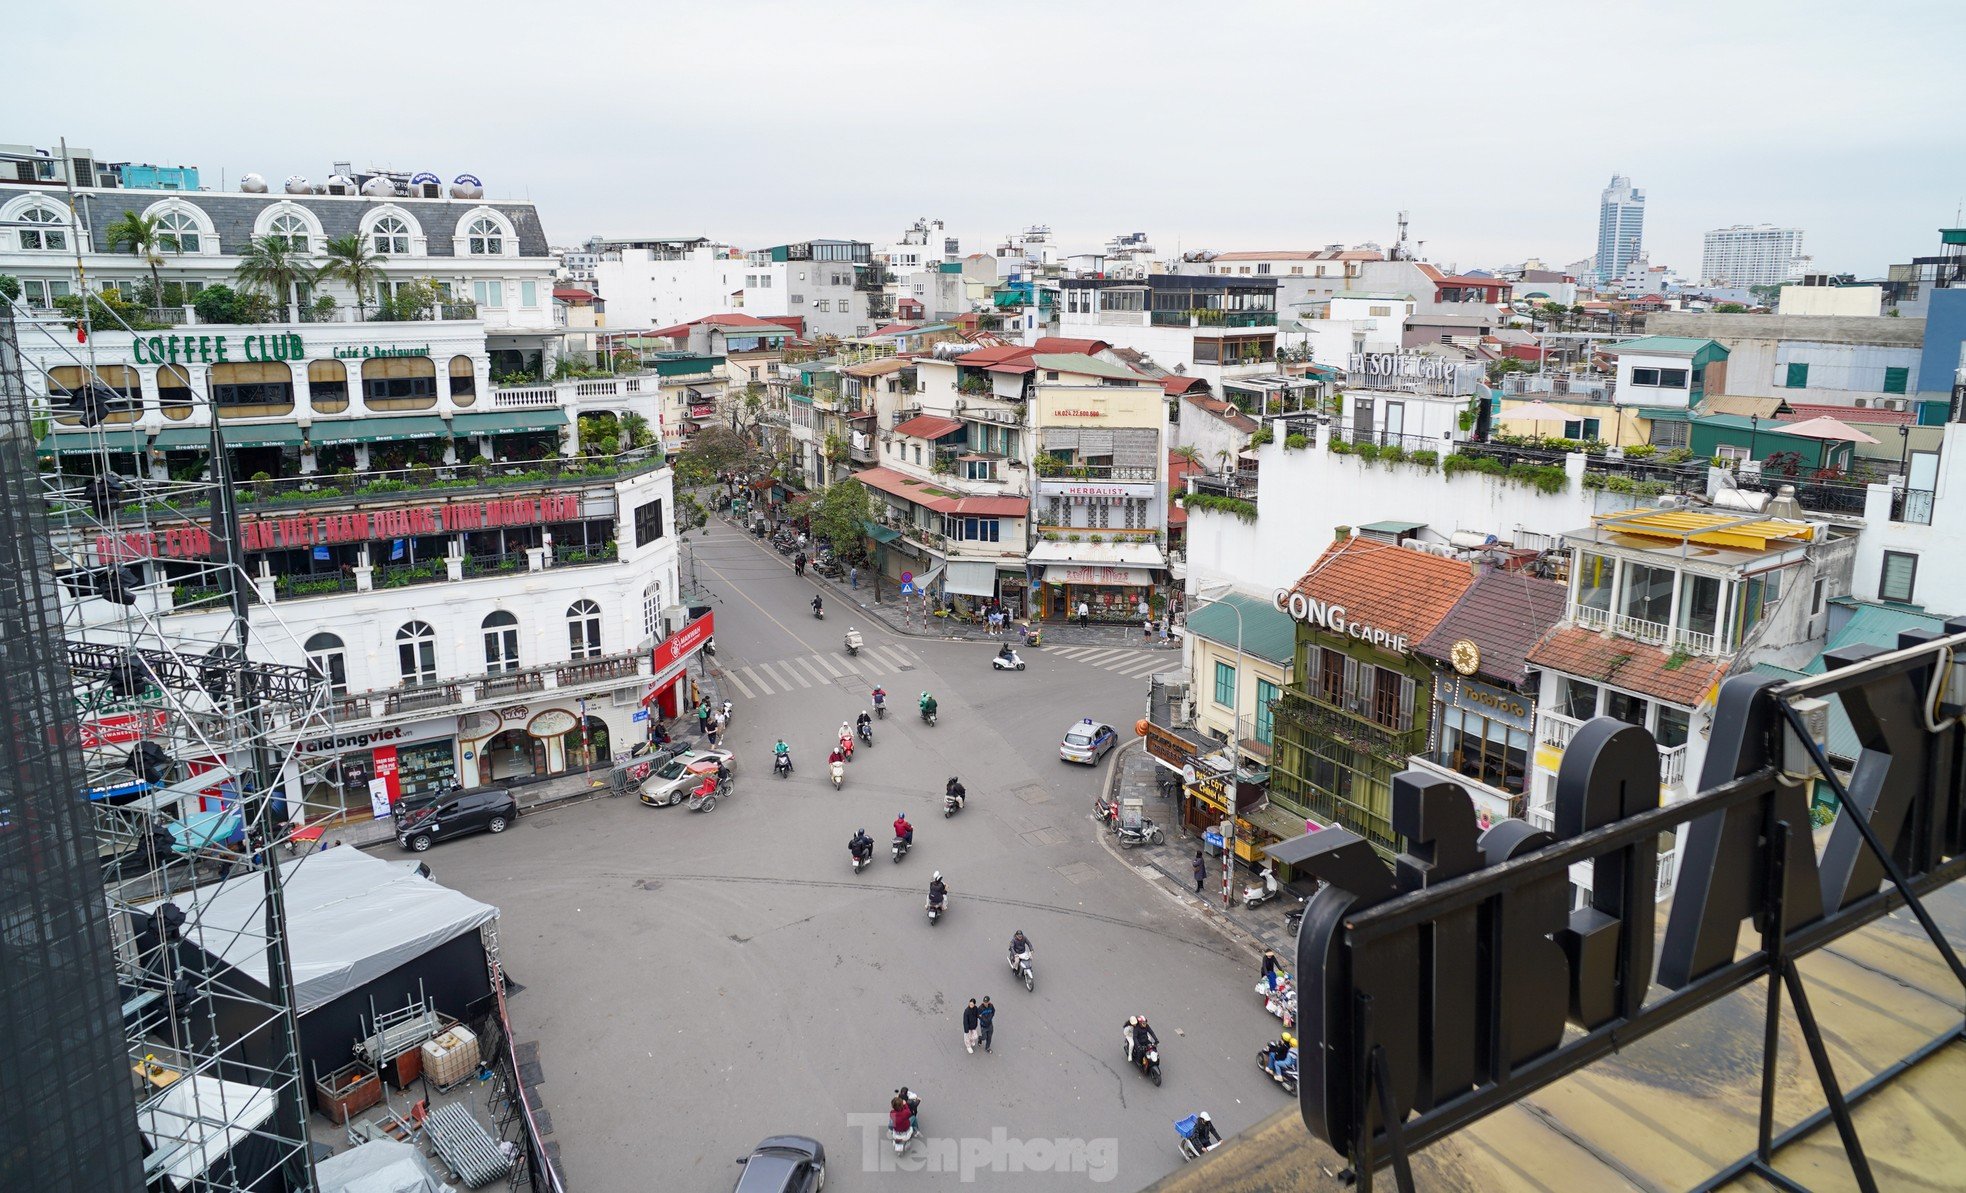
5, 184, 347, 1187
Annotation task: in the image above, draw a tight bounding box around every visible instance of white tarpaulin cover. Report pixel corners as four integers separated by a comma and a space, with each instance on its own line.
316, 1138, 456, 1193
139, 1074, 276, 1189
139, 845, 498, 1015
943, 560, 998, 596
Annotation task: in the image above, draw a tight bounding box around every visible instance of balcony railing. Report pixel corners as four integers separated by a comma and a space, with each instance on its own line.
1892, 487, 1935, 525
491, 386, 559, 409
1573, 603, 1611, 631
330, 648, 646, 725
1612, 613, 1671, 645
1039, 464, 1157, 482
1150, 308, 1277, 328
1537, 709, 1583, 750
1659, 743, 1688, 787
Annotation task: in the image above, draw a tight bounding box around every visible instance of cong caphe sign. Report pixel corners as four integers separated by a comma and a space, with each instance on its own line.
1283, 621, 1966, 1186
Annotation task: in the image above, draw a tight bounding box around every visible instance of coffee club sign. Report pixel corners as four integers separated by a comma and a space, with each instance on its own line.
1274, 588, 1410, 653
95, 494, 582, 561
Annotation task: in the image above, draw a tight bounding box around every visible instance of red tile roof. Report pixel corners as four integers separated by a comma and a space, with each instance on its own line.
1288, 538, 1480, 643
1525, 625, 1726, 708
1033, 336, 1110, 356
870, 322, 920, 337
1414, 570, 1569, 687
1776, 402, 1914, 428
647, 311, 798, 339
553, 287, 596, 302
1162, 376, 1209, 396
891, 414, 964, 440
852, 467, 1025, 518
953, 344, 1039, 368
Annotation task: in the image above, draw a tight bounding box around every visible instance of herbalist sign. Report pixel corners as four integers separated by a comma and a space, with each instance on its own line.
130, 332, 306, 366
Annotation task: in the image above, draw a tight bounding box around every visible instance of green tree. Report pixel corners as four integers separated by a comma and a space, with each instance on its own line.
620, 411, 654, 450
0, 275, 20, 303
811, 478, 871, 559
234, 234, 312, 317
316, 233, 388, 321
1714, 302, 1748, 314
105, 210, 167, 304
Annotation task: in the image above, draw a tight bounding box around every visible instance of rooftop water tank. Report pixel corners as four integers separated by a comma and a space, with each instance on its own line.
360, 176, 396, 197
450, 173, 484, 199
283, 175, 311, 195
239, 173, 268, 193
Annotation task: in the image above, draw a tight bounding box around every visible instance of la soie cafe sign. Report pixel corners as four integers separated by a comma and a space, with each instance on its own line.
1274, 588, 1410, 653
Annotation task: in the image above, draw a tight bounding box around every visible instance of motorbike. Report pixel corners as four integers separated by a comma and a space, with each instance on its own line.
1117, 819, 1166, 848
1094, 795, 1121, 832
844, 629, 863, 657
1243, 865, 1282, 908
890, 1090, 922, 1155
1124, 1034, 1163, 1086
718, 699, 734, 726
1259, 1037, 1299, 1096
703, 636, 717, 658
892, 835, 911, 863
812, 604, 825, 620
1175, 1115, 1220, 1162
942, 788, 964, 818
856, 720, 874, 747
990, 649, 1026, 672
920, 705, 937, 727
926, 895, 947, 926
830, 759, 845, 790
773, 752, 793, 779
686, 775, 729, 813
1009, 949, 1035, 992
1284, 896, 1308, 933
850, 845, 872, 874
873, 695, 886, 719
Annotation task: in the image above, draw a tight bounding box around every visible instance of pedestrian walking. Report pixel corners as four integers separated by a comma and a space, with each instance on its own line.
1143, 618, 1153, 642
1077, 600, 1090, 628
962, 999, 981, 1054
850, 564, 859, 589
1262, 949, 1281, 991
706, 715, 722, 747
697, 700, 711, 736
1192, 850, 1207, 894
978, 997, 996, 1053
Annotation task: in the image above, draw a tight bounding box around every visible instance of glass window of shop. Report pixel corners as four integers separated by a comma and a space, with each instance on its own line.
308, 359, 349, 413
362, 356, 438, 410
1576, 552, 1615, 616
212, 362, 295, 416
158, 365, 194, 420
449, 355, 477, 406
561, 716, 610, 770
483, 728, 545, 783
1435, 706, 1531, 795
393, 739, 458, 803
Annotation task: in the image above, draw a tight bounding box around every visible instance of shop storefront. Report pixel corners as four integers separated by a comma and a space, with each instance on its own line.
1427, 677, 1534, 822
460, 703, 615, 786
1027, 540, 1165, 621
292, 718, 458, 820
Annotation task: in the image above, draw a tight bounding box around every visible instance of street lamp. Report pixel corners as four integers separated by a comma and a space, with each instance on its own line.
1194, 581, 1245, 909
1898, 423, 1911, 475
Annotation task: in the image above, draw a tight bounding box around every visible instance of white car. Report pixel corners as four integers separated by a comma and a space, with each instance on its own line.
638, 748, 736, 807
1060, 719, 1118, 765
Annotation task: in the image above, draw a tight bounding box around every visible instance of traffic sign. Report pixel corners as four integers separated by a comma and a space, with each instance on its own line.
900, 570, 914, 585
900, 581, 917, 595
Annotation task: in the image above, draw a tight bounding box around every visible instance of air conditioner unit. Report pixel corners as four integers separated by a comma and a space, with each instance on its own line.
954, 399, 967, 412
1888, 399, 1906, 411
1853, 399, 1868, 409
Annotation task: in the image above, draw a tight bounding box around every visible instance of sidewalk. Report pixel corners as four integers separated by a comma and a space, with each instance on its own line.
1097, 741, 1302, 966
720, 511, 1181, 650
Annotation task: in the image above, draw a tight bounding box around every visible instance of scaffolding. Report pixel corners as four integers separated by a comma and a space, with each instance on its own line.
8, 266, 342, 1188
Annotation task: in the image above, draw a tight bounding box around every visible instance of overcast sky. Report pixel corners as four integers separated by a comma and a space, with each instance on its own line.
16, 1, 1963, 276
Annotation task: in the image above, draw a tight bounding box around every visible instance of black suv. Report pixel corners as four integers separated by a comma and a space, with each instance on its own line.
396, 788, 518, 852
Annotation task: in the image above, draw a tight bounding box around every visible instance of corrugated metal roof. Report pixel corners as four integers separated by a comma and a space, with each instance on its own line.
1186, 592, 1297, 667
1600, 336, 1726, 356
1033, 353, 1148, 382
1593, 508, 1816, 549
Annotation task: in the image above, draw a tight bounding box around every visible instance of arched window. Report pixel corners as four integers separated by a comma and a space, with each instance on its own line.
156, 210, 202, 254
18, 204, 68, 251
266, 212, 311, 252
642, 581, 664, 637
157, 365, 193, 419
307, 359, 348, 413
304, 632, 348, 696
467, 216, 504, 255
372, 215, 410, 255
567, 600, 602, 660
396, 621, 437, 685
483, 610, 520, 674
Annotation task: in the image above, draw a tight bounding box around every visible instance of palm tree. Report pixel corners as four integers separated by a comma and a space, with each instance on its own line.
234, 235, 312, 319
104, 211, 166, 306
317, 233, 388, 322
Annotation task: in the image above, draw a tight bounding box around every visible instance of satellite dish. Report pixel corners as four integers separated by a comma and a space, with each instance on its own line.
239, 173, 268, 193
283, 175, 311, 195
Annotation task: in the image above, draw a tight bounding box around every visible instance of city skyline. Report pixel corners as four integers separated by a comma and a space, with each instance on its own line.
10, 1, 1964, 277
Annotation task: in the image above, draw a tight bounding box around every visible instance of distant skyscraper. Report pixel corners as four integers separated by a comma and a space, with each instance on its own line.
1701, 224, 1806, 287
1595, 175, 1645, 284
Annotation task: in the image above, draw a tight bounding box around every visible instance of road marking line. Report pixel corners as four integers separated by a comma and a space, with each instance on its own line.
791, 657, 834, 686
1074, 649, 1127, 665
1111, 657, 1172, 677
760, 662, 808, 689
698, 555, 821, 655
811, 654, 848, 678
864, 645, 910, 670
738, 666, 772, 695
724, 670, 757, 699
1049, 646, 1091, 658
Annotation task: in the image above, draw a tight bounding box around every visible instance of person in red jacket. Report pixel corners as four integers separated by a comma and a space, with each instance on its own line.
893, 813, 913, 847
889, 1095, 913, 1136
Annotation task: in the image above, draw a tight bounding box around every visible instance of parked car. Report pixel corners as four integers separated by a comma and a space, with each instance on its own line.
732, 1136, 826, 1192
1060, 718, 1118, 765
638, 748, 736, 807
396, 788, 518, 852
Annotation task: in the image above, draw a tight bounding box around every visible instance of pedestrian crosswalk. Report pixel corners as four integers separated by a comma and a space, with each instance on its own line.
720, 642, 921, 700
1046, 644, 1180, 678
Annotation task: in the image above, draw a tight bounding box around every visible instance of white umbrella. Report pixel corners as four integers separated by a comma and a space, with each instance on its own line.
1776, 415, 1880, 445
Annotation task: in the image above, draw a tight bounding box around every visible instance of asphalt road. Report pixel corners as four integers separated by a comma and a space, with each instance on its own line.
425, 518, 1292, 1191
